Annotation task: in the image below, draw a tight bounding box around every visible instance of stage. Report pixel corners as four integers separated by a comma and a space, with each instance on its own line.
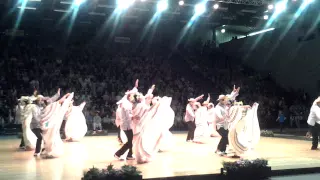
1, 132, 320, 180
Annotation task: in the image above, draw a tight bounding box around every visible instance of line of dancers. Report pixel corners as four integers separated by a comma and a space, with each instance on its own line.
184, 85, 261, 158
17, 79, 260, 162
17, 89, 87, 158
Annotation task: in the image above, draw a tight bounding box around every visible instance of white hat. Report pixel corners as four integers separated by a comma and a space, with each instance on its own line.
208, 103, 214, 107
217, 94, 226, 101
188, 98, 196, 102
125, 87, 138, 95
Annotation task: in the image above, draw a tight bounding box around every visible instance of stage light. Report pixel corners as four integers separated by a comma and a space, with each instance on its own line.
248, 28, 275, 36
221, 29, 225, 33
74, 0, 85, 6
304, 0, 314, 3
264, 15, 269, 20
195, 3, 206, 15
213, 4, 219, 9
179, 1, 184, 6
157, 0, 168, 12
117, 0, 135, 10
268, 4, 274, 10
275, 0, 287, 13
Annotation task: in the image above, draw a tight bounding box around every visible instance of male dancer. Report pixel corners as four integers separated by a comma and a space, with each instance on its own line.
306, 97, 320, 150
30, 96, 43, 157
114, 81, 138, 161
185, 95, 204, 142
215, 95, 229, 155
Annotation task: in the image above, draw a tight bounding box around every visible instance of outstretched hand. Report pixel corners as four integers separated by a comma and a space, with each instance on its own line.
233, 85, 240, 93
135, 79, 139, 88
57, 88, 61, 95
151, 85, 155, 90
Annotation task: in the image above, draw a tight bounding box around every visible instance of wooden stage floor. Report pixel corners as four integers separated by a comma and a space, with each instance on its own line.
1, 132, 320, 180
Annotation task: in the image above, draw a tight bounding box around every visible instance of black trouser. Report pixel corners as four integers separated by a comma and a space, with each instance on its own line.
217, 128, 229, 152
115, 129, 133, 158
60, 120, 66, 139
19, 124, 25, 147
311, 123, 320, 149
117, 126, 122, 141
186, 121, 196, 141
280, 122, 285, 133
32, 128, 42, 154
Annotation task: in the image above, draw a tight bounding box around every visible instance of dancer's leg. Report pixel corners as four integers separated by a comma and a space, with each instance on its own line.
32, 128, 43, 154
19, 124, 25, 148
115, 129, 134, 159
186, 121, 195, 141
191, 121, 196, 140
311, 124, 320, 150
216, 128, 228, 152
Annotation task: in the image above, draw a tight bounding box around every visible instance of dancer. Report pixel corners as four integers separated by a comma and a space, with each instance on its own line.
16, 97, 27, 149
215, 94, 229, 155
306, 97, 320, 150
185, 94, 204, 142
215, 85, 241, 156
132, 85, 155, 136
41, 93, 74, 158
134, 96, 175, 163
194, 94, 210, 143
115, 100, 123, 144
114, 90, 136, 161
20, 97, 37, 151
228, 102, 259, 157
30, 96, 44, 156
64, 102, 87, 142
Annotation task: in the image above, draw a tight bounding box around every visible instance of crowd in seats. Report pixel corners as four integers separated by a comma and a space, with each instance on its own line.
0, 35, 311, 131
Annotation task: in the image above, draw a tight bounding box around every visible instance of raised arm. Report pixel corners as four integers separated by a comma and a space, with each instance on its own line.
206, 94, 210, 103
48, 88, 61, 103
228, 85, 240, 101
194, 94, 204, 102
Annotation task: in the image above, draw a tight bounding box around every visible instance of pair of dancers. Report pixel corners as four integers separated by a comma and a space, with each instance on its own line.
185, 85, 261, 158
18, 89, 87, 158
114, 80, 175, 164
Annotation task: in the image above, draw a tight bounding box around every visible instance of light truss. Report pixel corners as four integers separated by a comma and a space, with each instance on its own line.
209, 0, 272, 6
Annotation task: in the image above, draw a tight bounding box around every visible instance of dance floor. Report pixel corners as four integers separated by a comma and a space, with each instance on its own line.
1, 132, 320, 180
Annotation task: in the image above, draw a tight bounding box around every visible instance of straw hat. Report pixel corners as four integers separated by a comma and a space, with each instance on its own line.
202, 101, 209, 105
217, 95, 226, 101
208, 103, 214, 108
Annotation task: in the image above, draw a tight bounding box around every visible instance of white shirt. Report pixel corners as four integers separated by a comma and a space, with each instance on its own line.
119, 100, 133, 131
184, 104, 195, 122
307, 104, 320, 126
215, 103, 228, 130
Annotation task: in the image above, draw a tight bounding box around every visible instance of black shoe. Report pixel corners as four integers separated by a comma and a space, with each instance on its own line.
231, 155, 241, 158
126, 156, 135, 160
311, 147, 319, 150
114, 154, 120, 160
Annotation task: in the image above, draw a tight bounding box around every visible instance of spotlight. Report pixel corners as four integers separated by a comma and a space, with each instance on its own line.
264, 15, 269, 20
275, 0, 287, 13
117, 0, 135, 10
213, 4, 219, 9
221, 29, 225, 33
268, 4, 274, 10
74, 0, 85, 6
157, 0, 168, 12
195, 3, 206, 15
179, 1, 184, 6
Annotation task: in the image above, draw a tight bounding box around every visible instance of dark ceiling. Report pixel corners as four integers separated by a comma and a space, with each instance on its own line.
0, 0, 316, 35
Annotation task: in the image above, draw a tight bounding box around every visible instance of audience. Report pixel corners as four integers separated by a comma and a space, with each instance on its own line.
0, 35, 310, 132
